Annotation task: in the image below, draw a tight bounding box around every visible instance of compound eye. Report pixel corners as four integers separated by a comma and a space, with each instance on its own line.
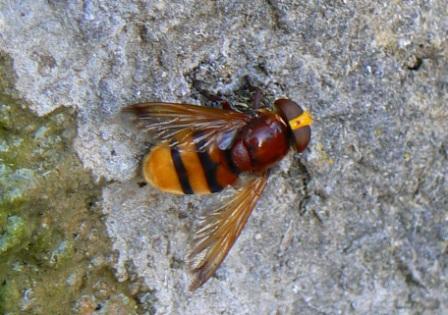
274, 99, 312, 152
293, 126, 311, 152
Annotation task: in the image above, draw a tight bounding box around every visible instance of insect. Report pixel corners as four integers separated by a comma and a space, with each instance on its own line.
124, 94, 312, 290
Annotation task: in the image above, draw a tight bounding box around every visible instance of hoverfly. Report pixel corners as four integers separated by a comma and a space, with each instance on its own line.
124, 94, 312, 290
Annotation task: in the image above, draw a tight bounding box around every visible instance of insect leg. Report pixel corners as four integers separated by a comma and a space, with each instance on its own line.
251, 87, 263, 109
193, 81, 232, 110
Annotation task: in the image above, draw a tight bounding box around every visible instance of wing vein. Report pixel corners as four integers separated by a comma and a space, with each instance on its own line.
124, 102, 250, 151
187, 173, 268, 290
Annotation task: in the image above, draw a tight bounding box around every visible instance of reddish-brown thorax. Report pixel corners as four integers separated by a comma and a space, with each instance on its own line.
230, 111, 290, 172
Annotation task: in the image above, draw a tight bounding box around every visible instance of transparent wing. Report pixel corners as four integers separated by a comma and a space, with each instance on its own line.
187, 172, 268, 290
123, 102, 250, 151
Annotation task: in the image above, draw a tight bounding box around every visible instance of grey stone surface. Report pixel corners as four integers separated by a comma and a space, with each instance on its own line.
1, 0, 447, 314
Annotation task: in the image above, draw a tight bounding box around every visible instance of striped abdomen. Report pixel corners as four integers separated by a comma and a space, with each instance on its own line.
143, 141, 239, 195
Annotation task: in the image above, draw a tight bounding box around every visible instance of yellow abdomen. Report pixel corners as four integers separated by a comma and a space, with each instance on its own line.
143, 142, 239, 195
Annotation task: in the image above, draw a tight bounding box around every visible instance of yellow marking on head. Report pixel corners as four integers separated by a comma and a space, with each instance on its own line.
288, 111, 313, 130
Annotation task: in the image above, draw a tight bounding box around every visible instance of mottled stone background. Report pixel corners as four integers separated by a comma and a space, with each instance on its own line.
1, 0, 447, 314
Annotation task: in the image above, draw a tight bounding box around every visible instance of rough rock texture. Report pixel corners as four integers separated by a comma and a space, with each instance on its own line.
1, 0, 447, 314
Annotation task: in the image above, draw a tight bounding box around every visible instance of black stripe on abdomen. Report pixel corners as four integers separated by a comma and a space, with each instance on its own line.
170, 146, 194, 194
197, 150, 222, 193
223, 149, 240, 176
194, 134, 222, 193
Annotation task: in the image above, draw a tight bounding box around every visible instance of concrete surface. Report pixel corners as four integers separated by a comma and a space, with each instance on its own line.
1, 0, 447, 314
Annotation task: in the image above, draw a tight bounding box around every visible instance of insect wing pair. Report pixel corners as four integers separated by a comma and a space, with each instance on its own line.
124, 99, 312, 290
